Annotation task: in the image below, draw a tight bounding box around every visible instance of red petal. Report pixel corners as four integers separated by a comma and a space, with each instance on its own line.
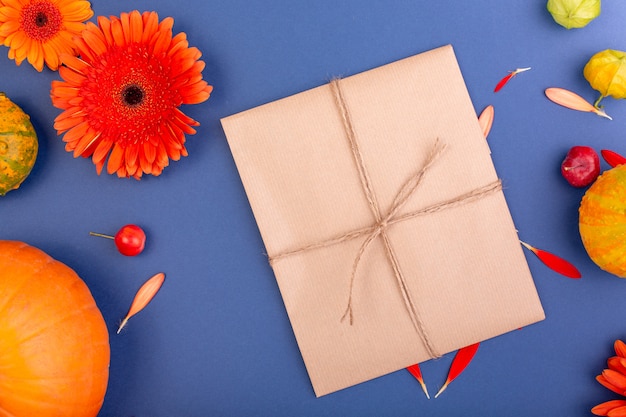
435, 343, 479, 398
520, 241, 581, 279
616, 340, 626, 358
494, 73, 514, 92
406, 364, 430, 399
601, 150, 626, 168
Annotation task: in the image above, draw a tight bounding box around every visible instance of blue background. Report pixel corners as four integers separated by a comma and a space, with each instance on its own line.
1, 1, 626, 416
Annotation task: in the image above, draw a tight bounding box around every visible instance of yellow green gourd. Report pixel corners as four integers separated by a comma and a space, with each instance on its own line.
579, 165, 626, 277
0, 92, 38, 196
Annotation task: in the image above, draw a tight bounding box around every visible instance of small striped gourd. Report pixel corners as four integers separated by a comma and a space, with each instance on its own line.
0, 92, 38, 196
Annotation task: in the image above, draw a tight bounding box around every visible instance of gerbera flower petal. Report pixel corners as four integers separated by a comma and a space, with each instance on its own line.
106, 143, 125, 175
81, 24, 107, 56
0, 20, 20, 37
139, 149, 153, 175
92, 138, 113, 164
0, 6, 19, 21
604, 369, 626, 391
128, 10, 142, 43
96, 15, 113, 45
59, 53, 89, 73
141, 11, 158, 43
616, 340, 626, 358
609, 357, 626, 375
53, 112, 82, 131
119, 12, 131, 44
62, 118, 88, 139
593, 400, 626, 416
73, 128, 100, 157
609, 407, 626, 417
597, 375, 626, 396
50, 10, 212, 178
151, 26, 172, 56
109, 16, 125, 47
58, 64, 85, 84
125, 143, 139, 171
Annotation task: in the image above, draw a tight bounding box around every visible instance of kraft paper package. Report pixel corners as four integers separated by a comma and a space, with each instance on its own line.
221, 45, 545, 397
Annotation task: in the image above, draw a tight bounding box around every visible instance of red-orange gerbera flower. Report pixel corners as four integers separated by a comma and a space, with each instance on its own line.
50, 10, 212, 178
0, 0, 93, 71
593, 340, 626, 416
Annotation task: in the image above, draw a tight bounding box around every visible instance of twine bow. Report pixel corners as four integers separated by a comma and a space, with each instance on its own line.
268, 78, 502, 359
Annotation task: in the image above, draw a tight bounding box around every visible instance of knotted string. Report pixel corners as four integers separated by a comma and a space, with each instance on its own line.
268, 78, 502, 359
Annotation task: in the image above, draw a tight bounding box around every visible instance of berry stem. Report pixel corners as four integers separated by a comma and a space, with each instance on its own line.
89, 232, 114, 239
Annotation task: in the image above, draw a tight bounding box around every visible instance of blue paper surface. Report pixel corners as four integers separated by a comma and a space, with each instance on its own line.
1, 1, 625, 415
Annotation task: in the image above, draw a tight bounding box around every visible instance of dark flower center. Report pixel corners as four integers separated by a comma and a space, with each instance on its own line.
35, 12, 48, 27
122, 84, 145, 107
20, 1, 62, 41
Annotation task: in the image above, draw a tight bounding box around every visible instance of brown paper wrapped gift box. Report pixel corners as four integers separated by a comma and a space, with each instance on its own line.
221, 45, 545, 397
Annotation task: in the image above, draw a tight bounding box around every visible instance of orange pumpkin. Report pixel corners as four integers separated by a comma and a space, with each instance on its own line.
0, 240, 110, 416
579, 165, 626, 277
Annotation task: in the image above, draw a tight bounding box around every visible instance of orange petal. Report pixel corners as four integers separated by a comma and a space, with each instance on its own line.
545, 87, 611, 120
82, 25, 108, 56
59, 65, 87, 85
608, 357, 626, 375
143, 141, 157, 163
117, 272, 166, 334
107, 143, 125, 175
73, 128, 101, 157
616, 340, 626, 358
92, 139, 113, 164
110, 17, 125, 47
597, 374, 626, 395
60, 54, 90, 73
604, 369, 626, 390
608, 406, 626, 417
97, 15, 114, 45
141, 11, 159, 43
478, 105, 494, 139
119, 12, 131, 45
54, 113, 82, 132
128, 10, 143, 43
62, 121, 90, 145
125, 145, 139, 174
593, 400, 626, 416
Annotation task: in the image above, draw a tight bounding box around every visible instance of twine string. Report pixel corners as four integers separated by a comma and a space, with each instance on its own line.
267, 78, 502, 359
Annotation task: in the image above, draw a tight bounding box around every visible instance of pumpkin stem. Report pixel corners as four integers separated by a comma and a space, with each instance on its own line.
593, 95, 605, 109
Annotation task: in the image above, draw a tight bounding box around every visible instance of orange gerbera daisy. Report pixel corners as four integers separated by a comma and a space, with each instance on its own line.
50, 10, 212, 179
0, 0, 93, 71
593, 340, 626, 416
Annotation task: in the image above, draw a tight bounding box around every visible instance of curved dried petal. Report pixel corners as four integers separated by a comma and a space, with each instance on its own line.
545, 87, 612, 120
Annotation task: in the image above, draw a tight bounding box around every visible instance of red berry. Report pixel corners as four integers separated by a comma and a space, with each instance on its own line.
114, 225, 146, 256
561, 146, 600, 187
90, 224, 146, 256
